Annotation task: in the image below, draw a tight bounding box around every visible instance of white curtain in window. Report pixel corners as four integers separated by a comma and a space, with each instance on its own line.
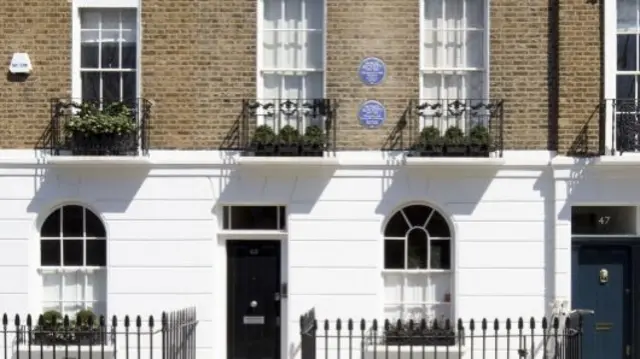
261, 0, 324, 100
422, 0, 485, 100
383, 273, 452, 322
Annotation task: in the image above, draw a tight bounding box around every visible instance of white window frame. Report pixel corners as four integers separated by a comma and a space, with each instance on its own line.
71, 0, 141, 102
256, 0, 327, 102
38, 204, 108, 318
604, 0, 640, 154
418, 0, 491, 102
382, 204, 455, 323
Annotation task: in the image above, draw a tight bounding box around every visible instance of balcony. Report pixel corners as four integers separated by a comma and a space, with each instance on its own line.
611, 99, 640, 154
404, 99, 504, 158
240, 99, 336, 157
50, 98, 151, 156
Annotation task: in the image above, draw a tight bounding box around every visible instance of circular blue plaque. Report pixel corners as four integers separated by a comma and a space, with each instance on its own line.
358, 57, 386, 86
358, 100, 387, 129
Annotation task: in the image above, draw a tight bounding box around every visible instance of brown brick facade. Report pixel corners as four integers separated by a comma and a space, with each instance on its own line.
0, 0, 604, 152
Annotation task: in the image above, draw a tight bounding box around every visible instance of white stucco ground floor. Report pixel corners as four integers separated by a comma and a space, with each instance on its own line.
0, 150, 638, 359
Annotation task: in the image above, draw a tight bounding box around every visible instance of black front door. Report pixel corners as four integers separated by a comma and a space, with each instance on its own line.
572, 245, 631, 359
227, 240, 281, 359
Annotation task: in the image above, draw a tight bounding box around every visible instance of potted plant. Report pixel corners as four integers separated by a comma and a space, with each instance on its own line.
469, 125, 490, 157
277, 125, 301, 156
443, 126, 467, 156
302, 125, 324, 157
250, 125, 277, 156
64, 101, 136, 156
414, 126, 444, 157
33, 310, 64, 345
74, 309, 105, 345
384, 319, 456, 346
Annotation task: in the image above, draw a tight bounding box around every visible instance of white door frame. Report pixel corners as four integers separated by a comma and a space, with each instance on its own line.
214, 232, 289, 359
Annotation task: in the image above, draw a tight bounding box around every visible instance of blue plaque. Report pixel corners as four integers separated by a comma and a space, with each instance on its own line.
358, 57, 386, 86
358, 100, 387, 129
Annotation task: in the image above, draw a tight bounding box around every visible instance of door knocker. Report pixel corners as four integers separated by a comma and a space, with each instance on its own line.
599, 268, 609, 284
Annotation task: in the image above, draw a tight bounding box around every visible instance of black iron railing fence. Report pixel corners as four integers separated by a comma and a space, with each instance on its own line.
611, 99, 640, 153
301, 316, 582, 359
406, 99, 504, 158
0, 307, 196, 359
50, 98, 152, 156
240, 99, 337, 157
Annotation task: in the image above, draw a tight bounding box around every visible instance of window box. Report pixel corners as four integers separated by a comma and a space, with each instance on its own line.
384, 327, 456, 346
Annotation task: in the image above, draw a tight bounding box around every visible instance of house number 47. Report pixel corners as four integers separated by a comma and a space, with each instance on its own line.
598, 216, 611, 225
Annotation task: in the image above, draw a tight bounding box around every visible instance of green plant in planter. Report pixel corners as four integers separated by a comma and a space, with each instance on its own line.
303, 125, 324, 146
469, 125, 490, 146
64, 102, 136, 137
278, 125, 301, 144
419, 126, 441, 145
443, 126, 465, 145
41, 310, 63, 330
252, 125, 276, 145
75, 309, 97, 329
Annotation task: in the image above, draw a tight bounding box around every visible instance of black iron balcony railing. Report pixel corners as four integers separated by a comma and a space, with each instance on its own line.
240, 98, 336, 157
405, 99, 504, 158
50, 98, 151, 156
611, 99, 640, 153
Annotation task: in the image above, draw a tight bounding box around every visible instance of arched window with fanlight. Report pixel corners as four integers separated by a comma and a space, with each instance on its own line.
383, 204, 453, 322
39, 205, 107, 317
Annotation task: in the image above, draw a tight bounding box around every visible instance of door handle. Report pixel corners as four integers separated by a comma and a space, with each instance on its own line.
570, 308, 595, 315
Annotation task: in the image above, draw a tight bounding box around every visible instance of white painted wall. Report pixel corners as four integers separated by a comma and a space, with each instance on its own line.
0, 150, 562, 359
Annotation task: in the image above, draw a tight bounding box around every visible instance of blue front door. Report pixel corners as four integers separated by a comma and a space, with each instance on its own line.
572, 245, 630, 359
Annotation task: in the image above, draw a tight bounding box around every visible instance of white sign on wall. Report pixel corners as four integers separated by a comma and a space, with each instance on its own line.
9, 53, 32, 74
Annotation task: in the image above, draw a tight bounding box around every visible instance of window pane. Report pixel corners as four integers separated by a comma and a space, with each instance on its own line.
121, 9, 137, 31
384, 240, 405, 269
466, 0, 484, 29
445, 30, 461, 67
41, 209, 61, 238
445, 0, 463, 28
85, 210, 106, 238
41, 240, 61, 266
430, 240, 451, 269
304, 0, 323, 30
617, 75, 635, 98
263, 30, 279, 68
279, 207, 287, 230
306, 31, 323, 69
102, 9, 120, 30
263, 0, 281, 28
466, 72, 484, 99
101, 35, 120, 69
423, 0, 442, 28
403, 205, 432, 227
229, 206, 280, 230
87, 270, 107, 307
63, 304, 83, 319
103, 72, 121, 103
82, 72, 100, 102
422, 74, 442, 99
63, 240, 84, 266
284, 31, 301, 68
618, 35, 637, 71
62, 205, 83, 237
385, 212, 409, 237
444, 74, 463, 99
283, 75, 302, 99
81, 31, 99, 68
407, 229, 428, 269
426, 211, 451, 237
86, 240, 107, 266
466, 31, 484, 68
81, 9, 101, 29
43, 273, 62, 301
64, 272, 81, 302
122, 43, 137, 69
406, 275, 428, 303
303, 72, 324, 99
123, 72, 137, 102
618, 0, 638, 31
430, 273, 452, 304
423, 30, 441, 68
284, 0, 302, 29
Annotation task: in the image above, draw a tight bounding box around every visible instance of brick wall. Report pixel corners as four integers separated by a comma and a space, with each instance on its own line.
0, 0, 602, 152
558, 0, 601, 155
0, 0, 70, 149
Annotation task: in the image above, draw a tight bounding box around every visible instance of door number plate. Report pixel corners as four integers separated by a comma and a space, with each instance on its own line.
243, 316, 265, 325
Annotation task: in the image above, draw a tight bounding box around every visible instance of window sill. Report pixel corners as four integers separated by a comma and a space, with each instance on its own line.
363, 343, 465, 359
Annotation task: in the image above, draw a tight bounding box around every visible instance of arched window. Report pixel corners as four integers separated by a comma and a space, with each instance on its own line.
40, 205, 107, 317
383, 204, 452, 321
